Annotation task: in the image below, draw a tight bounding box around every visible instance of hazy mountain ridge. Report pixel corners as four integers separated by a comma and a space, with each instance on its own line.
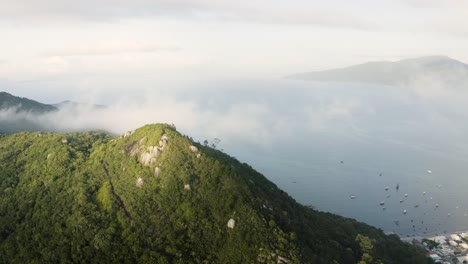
0, 92, 58, 133
0, 92, 57, 113
0, 92, 107, 134
0, 124, 432, 263
288, 56, 468, 87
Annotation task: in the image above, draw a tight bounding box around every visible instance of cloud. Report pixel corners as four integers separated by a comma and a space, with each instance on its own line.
0, 0, 374, 29
3, 76, 468, 166
0, 81, 372, 149
42, 41, 181, 57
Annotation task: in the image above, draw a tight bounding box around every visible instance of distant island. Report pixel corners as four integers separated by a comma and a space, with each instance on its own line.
287, 56, 468, 87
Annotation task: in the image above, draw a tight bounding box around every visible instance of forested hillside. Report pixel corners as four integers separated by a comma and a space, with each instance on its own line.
0, 124, 432, 263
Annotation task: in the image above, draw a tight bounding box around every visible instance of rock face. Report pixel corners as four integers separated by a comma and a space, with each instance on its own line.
159, 134, 169, 148
126, 137, 146, 157
227, 218, 236, 229
126, 134, 170, 168
140, 146, 161, 167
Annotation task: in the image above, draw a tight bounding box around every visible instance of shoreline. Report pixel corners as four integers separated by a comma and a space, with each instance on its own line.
399, 229, 468, 242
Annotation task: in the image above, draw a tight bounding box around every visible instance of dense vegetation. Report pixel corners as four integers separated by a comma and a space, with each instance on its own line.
0, 124, 432, 263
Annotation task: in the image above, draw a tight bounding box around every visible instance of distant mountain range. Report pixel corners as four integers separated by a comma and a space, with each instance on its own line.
287, 56, 468, 87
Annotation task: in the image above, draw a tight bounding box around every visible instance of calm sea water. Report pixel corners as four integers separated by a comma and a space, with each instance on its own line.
209, 79, 468, 237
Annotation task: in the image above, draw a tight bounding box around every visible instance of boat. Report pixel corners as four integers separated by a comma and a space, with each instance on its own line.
403, 210, 407, 214
350, 195, 356, 199
379, 201, 385, 206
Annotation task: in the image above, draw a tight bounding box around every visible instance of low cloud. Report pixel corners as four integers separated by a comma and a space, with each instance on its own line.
0, 82, 372, 150
43, 41, 181, 57
2, 76, 468, 157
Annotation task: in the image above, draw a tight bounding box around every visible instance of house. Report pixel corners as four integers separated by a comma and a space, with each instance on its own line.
449, 240, 458, 247
428, 253, 441, 262
430, 236, 447, 244
457, 255, 468, 264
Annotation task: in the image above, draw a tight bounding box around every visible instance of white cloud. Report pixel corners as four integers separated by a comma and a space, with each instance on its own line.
43, 41, 180, 57
0, 0, 373, 29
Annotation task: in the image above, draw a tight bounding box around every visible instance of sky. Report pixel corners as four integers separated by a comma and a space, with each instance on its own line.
1, 0, 468, 103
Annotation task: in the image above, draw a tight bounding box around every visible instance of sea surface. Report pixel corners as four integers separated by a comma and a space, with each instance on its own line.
202, 79, 468, 237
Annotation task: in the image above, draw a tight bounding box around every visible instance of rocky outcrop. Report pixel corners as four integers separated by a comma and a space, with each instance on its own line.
189, 145, 198, 153
154, 167, 161, 177
227, 218, 236, 229
159, 134, 169, 149
125, 133, 170, 168
122, 130, 134, 138
140, 146, 161, 167
125, 137, 146, 157
136, 177, 144, 188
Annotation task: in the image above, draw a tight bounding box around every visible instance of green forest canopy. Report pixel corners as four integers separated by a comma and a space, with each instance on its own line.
0, 124, 432, 263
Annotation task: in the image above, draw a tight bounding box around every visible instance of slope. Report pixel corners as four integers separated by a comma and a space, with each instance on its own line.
0, 124, 432, 263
